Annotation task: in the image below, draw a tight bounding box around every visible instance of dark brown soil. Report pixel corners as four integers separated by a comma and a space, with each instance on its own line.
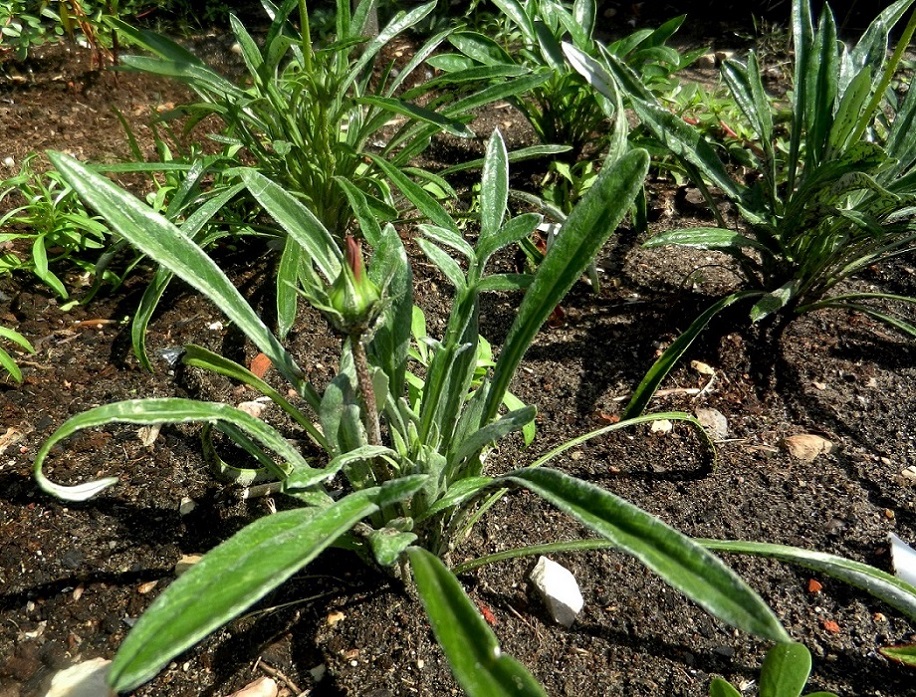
1, 34, 916, 697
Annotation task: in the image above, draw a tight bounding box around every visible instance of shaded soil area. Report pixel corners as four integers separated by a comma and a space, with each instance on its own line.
1, 32, 916, 697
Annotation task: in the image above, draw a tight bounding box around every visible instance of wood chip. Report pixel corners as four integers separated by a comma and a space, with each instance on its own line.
695, 407, 728, 440
690, 360, 715, 376
138, 424, 161, 447
782, 434, 837, 462
175, 554, 204, 575
0, 426, 26, 455
249, 353, 272, 379
822, 619, 841, 633
224, 677, 278, 697
237, 400, 267, 418
137, 580, 158, 594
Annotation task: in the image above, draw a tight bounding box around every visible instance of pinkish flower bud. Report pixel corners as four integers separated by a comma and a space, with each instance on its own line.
328, 235, 381, 334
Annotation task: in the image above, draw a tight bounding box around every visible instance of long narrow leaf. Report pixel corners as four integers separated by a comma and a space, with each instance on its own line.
181, 344, 323, 437
624, 291, 761, 419
109, 491, 382, 692
358, 96, 472, 138
480, 130, 509, 242
47, 152, 302, 385
506, 468, 789, 642
486, 149, 649, 422
699, 538, 916, 622
33, 398, 331, 502
408, 547, 547, 697
239, 168, 341, 280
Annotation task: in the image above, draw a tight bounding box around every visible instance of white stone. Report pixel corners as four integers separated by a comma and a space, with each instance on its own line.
695, 407, 728, 440
889, 533, 916, 587
529, 556, 583, 627
43, 658, 113, 697
651, 419, 673, 434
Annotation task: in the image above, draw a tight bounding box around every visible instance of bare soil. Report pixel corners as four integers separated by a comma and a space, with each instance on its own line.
1, 30, 915, 697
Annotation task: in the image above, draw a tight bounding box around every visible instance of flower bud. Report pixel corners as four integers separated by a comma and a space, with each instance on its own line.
328, 235, 381, 334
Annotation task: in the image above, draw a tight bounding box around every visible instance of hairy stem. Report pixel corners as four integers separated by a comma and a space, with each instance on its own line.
351, 334, 381, 446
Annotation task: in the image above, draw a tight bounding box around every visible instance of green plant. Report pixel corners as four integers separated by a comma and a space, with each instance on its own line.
31, 133, 795, 691
0, 325, 34, 382
429, 0, 701, 159
107, 0, 548, 235
664, 80, 769, 171
0, 154, 116, 299
0, 1, 62, 60
107, 0, 545, 344
710, 642, 838, 697
570, 0, 916, 417
0, 1, 134, 63
35, 131, 916, 695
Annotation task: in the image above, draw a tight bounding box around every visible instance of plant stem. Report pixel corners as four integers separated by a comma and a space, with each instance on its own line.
299, 0, 312, 73
351, 333, 381, 446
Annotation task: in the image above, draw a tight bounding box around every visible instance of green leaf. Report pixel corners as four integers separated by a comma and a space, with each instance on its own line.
644, 227, 771, 253
879, 644, 916, 667
229, 14, 265, 78
476, 274, 533, 293
624, 291, 762, 419
416, 476, 494, 522
46, 152, 302, 387
827, 65, 872, 155
449, 31, 515, 66
359, 96, 473, 139
419, 224, 475, 262
759, 642, 811, 697
0, 325, 34, 354
118, 55, 242, 99
533, 20, 564, 70
108, 490, 382, 693
506, 468, 789, 642
750, 281, 797, 323
277, 236, 301, 340
698, 538, 916, 623
343, 1, 436, 94
487, 149, 649, 422
239, 168, 341, 282
491, 0, 535, 43
367, 222, 413, 398
30, 236, 67, 299
408, 547, 548, 697
722, 54, 773, 149
438, 144, 571, 177
804, 6, 838, 169
630, 99, 741, 201
708, 677, 742, 697
449, 405, 536, 473
33, 399, 331, 502
367, 526, 417, 566
480, 130, 509, 242
181, 344, 323, 436
367, 154, 456, 231
417, 238, 467, 292
0, 347, 22, 383
106, 17, 203, 67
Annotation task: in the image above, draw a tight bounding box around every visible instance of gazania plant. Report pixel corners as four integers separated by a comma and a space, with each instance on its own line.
34, 128, 916, 695
567, 0, 916, 416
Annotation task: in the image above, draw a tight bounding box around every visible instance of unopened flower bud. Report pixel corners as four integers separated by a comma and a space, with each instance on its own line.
328, 235, 381, 334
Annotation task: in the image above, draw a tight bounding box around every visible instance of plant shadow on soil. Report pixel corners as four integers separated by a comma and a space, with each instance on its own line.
1, 26, 916, 697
